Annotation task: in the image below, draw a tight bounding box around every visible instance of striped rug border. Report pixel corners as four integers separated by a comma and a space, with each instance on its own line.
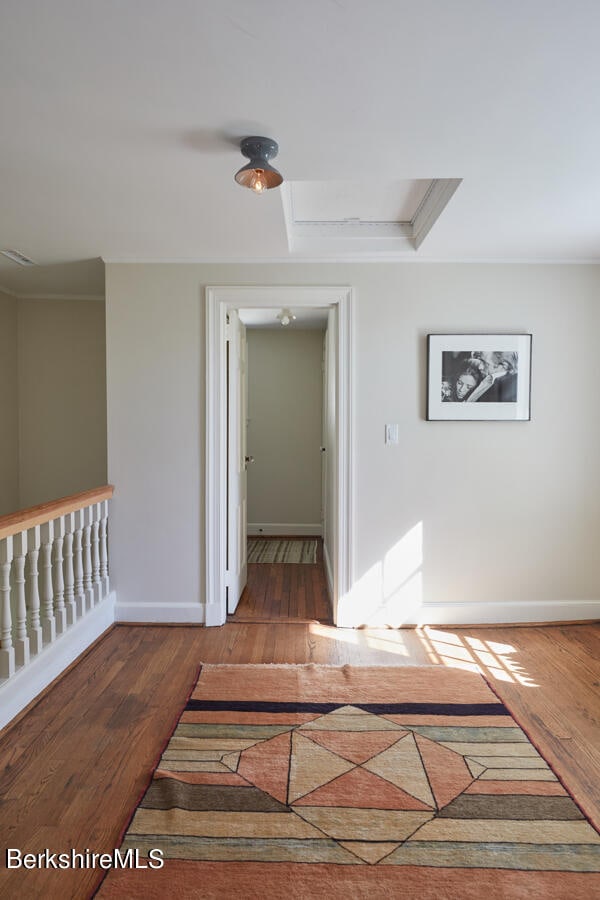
185, 699, 510, 716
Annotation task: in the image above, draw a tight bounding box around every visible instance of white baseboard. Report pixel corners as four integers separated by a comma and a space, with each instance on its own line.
0, 592, 116, 733
248, 523, 323, 537
337, 597, 600, 629
205, 601, 225, 627
115, 601, 204, 624
418, 599, 600, 626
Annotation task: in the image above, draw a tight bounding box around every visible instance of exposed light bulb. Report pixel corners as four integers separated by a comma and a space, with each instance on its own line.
250, 170, 266, 194
280, 313, 290, 326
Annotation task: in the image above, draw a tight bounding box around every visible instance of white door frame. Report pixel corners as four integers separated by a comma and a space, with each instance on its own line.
205, 285, 354, 627
226, 309, 248, 613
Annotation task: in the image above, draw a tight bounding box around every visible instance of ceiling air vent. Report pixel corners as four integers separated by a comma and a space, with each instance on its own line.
1, 248, 36, 266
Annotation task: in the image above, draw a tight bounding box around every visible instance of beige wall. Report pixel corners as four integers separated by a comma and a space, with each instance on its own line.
0, 290, 19, 515
17, 298, 107, 507
105, 262, 600, 625
106, 267, 203, 619
247, 329, 324, 530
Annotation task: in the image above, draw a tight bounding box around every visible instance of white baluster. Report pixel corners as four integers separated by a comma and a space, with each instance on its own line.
63, 512, 76, 625
73, 509, 85, 617
99, 499, 109, 596
27, 525, 42, 656
40, 521, 56, 645
53, 516, 67, 634
0, 536, 15, 678
91, 503, 101, 605
13, 531, 30, 668
82, 506, 94, 611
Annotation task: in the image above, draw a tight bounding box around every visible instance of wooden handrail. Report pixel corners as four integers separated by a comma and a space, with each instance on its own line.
0, 485, 114, 540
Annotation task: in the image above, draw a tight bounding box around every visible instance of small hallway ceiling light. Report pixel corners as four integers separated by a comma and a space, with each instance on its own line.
277, 308, 296, 326
234, 136, 283, 194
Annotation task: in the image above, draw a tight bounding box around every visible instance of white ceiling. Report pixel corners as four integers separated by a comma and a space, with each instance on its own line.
1, 0, 600, 296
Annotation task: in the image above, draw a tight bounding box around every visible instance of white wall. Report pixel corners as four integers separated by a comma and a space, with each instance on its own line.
247, 329, 324, 532
105, 262, 600, 625
0, 290, 19, 515
17, 298, 107, 508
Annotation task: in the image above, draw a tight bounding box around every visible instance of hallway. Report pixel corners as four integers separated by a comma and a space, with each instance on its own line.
229, 537, 332, 623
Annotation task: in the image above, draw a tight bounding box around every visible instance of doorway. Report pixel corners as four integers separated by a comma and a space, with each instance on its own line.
232, 310, 329, 622
205, 285, 353, 628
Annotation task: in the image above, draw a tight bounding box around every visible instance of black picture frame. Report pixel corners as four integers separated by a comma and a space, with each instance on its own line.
427, 334, 532, 421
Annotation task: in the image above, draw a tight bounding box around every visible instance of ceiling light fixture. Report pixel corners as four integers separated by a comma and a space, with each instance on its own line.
277, 308, 296, 326
234, 136, 283, 194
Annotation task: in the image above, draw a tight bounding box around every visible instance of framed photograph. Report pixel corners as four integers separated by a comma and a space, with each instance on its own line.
427, 334, 532, 421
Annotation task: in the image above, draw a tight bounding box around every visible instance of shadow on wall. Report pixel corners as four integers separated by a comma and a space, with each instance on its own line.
338, 522, 424, 628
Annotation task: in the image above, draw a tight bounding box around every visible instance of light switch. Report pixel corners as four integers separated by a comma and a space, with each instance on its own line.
385, 423, 399, 444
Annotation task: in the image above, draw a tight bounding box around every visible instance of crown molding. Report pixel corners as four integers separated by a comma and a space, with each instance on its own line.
412, 179, 462, 249
0, 283, 103, 300
101, 255, 600, 266
18, 292, 104, 301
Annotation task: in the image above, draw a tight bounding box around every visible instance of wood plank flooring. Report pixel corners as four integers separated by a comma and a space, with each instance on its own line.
230, 537, 331, 622
0, 621, 598, 899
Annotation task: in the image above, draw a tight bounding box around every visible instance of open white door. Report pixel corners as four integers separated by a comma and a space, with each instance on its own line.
226, 310, 248, 613
321, 331, 328, 542
205, 285, 353, 628
321, 308, 337, 599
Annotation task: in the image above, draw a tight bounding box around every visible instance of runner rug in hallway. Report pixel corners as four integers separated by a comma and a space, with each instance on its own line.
247, 538, 317, 564
97, 664, 600, 899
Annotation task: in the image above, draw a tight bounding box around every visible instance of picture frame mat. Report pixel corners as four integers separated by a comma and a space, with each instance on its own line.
427, 333, 532, 421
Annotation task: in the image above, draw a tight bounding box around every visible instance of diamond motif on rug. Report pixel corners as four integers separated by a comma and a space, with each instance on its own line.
292, 764, 433, 811
303, 728, 406, 764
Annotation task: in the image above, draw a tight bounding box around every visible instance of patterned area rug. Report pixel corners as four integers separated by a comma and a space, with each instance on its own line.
97, 665, 600, 899
247, 539, 317, 564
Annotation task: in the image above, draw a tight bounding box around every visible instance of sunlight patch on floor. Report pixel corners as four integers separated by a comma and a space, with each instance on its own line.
418, 627, 538, 687
309, 623, 410, 656
307, 623, 537, 684
310, 623, 359, 644
361, 630, 410, 657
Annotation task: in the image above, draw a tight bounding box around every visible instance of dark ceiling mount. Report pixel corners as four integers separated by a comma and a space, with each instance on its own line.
234, 136, 283, 194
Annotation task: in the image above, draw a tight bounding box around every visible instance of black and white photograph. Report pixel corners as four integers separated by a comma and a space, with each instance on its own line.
427, 334, 532, 421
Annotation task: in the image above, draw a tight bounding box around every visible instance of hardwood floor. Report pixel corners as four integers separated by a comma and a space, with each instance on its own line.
230, 537, 332, 622
0, 621, 598, 899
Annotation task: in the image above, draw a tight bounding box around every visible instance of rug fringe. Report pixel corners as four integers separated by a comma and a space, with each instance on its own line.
197, 662, 455, 671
